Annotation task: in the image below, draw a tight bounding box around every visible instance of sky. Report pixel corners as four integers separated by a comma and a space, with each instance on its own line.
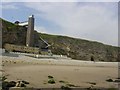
1, 1, 119, 46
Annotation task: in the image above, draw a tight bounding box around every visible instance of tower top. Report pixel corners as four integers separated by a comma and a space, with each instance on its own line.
29, 15, 34, 18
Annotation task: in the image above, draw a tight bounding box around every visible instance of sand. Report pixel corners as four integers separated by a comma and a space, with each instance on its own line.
1, 52, 119, 88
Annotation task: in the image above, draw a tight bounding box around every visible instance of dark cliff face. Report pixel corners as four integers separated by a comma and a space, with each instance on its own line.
2, 18, 27, 46
1, 18, 120, 62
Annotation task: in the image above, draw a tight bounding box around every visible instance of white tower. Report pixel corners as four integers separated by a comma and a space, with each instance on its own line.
26, 15, 34, 47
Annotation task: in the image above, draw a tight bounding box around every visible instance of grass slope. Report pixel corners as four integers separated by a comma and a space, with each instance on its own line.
2, 18, 120, 61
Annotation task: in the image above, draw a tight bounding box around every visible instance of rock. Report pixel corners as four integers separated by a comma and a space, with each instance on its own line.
114, 79, 120, 83
15, 81, 26, 87
8, 81, 16, 87
22, 80, 29, 84
61, 85, 71, 90
106, 79, 113, 82
48, 75, 54, 79
48, 79, 55, 84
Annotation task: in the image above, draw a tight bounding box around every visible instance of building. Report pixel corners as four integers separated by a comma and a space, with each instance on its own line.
26, 15, 34, 47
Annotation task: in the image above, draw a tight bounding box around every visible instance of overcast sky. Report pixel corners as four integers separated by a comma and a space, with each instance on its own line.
1, 1, 119, 46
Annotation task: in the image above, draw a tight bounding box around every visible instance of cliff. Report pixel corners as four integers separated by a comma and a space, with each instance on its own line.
1, 18, 120, 62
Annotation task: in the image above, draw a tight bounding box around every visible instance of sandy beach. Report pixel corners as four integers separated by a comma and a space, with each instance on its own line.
1, 52, 119, 89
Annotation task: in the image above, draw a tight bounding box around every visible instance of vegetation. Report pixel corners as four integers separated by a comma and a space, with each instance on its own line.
2, 18, 120, 62
40, 32, 120, 62
2, 18, 27, 47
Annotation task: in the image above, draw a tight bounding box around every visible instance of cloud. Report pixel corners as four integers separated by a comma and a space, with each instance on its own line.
1, 2, 18, 10
24, 2, 118, 46
35, 26, 47, 33
2, 2, 117, 46
1, 0, 119, 2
